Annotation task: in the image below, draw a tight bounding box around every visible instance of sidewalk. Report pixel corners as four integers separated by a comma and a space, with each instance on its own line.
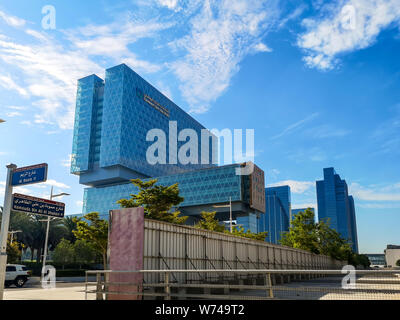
4, 284, 96, 300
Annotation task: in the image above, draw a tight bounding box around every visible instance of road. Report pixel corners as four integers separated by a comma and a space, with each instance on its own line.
4, 281, 95, 300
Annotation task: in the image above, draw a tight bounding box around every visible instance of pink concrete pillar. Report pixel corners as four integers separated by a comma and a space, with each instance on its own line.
107, 207, 144, 300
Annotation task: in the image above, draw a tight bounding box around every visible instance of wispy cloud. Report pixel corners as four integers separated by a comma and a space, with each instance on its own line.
0, 10, 26, 27
268, 180, 315, 194
169, 0, 280, 113
0, 74, 29, 97
370, 104, 400, 154
350, 182, 400, 201
0, 13, 169, 130
271, 112, 319, 140
306, 124, 351, 139
61, 154, 72, 168
298, 0, 400, 70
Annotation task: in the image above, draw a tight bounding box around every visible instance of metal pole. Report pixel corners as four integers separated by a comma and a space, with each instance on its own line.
42, 186, 53, 273
229, 197, 232, 233
0, 164, 16, 300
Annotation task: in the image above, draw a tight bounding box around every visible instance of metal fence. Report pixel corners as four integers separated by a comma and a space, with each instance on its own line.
142, 219, 345, 285
85, 269, 400, 300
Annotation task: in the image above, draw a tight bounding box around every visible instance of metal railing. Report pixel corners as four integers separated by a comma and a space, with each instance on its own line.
85, 269, 400, 300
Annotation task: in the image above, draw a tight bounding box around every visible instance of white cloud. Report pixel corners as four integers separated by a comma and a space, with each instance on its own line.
42, 179, 71, 190
0, 15, 169, 130
298, 0, 400, 70
6, 106, 26, 111
0, 10, 26, 27
0, 74, 29, 97
61, 154, 72, 168
5, 111, 22, 118
268, 180, 315, 194
253, 42, 273, 52
350, 182, 400, 201
157, 0, 180, 10
170, 0, 279, 113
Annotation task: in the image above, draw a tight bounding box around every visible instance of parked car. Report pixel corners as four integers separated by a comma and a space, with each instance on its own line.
4, 264, 31, 288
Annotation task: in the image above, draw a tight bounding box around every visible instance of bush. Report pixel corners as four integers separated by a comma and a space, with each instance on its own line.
52, 239, 74, 268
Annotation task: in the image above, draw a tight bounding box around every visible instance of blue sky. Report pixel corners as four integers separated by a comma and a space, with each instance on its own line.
0, 0, 399, 254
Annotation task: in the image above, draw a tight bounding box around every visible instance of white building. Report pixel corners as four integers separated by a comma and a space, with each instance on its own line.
385, 245, 400, 268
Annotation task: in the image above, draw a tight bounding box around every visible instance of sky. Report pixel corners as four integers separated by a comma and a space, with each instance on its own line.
0, 0, 399, 254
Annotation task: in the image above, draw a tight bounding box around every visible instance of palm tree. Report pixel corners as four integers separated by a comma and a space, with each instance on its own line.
62, 216, 81, 243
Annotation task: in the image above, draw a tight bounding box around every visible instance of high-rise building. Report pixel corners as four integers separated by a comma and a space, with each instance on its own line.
258, 186, 291, 244
316, 167, 359, 253
71, 64, 265, 231
71, 64, 217, 186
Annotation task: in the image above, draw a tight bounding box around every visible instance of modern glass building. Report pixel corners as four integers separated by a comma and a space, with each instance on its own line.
316, 167, 359, 253
71, 64, 265, 232
258, 186, 291, 244
71, 64, 218, 187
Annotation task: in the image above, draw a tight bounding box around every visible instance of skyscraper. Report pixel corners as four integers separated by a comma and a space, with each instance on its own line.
70, 64, 266, 230
316, 167, 359, 253
258, 186, 291, 244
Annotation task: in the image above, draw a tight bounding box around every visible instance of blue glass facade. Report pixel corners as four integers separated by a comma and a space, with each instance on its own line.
258, 186, 291, 244
83, 164, 243, 215
71, 75, 104, 173
71, 64, 265, 234
316, 168, 359, 253
71, 64, 217, 187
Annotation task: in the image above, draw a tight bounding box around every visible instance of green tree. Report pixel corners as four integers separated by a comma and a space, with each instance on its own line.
53, 239, 74, 269
316, 220, 353, 261
117, 178, 187, 224
73, 212, 108, 269
280, 208, 320, 254
396, 259, 400, 267
229, 225, 268, 241
63, 216, 81, 243
73, 240, 96, 268
195, 211, 268, 241
7, 239, 23, 264
1, 210, 68, 262
195, 211, 226, 232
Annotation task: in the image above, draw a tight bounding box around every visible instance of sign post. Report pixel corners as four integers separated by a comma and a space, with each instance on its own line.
0, 164, 17, 300
0, 163, 50, 300
11, 194, 65, 218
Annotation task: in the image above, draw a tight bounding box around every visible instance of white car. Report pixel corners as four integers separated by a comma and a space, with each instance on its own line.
4, 264, 31, 288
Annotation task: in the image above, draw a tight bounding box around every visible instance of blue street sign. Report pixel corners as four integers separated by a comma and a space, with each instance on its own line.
11, 163, 48, 186
12, 193, 65, 218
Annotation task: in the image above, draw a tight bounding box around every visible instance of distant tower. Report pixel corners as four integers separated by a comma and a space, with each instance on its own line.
316, 167, 359, 253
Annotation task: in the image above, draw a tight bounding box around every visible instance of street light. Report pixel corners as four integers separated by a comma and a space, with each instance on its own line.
213, 197, 233, 233
42, 186, 70, 271
8, 230, 22, 244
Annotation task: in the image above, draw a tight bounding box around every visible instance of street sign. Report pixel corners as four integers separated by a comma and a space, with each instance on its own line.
12, 193, 65, 218
11, 163, 48, 186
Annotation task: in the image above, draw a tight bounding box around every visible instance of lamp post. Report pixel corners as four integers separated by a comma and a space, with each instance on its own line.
8, 230, 22, 244
213, 197, 233, 232
41, 186, 70, 271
